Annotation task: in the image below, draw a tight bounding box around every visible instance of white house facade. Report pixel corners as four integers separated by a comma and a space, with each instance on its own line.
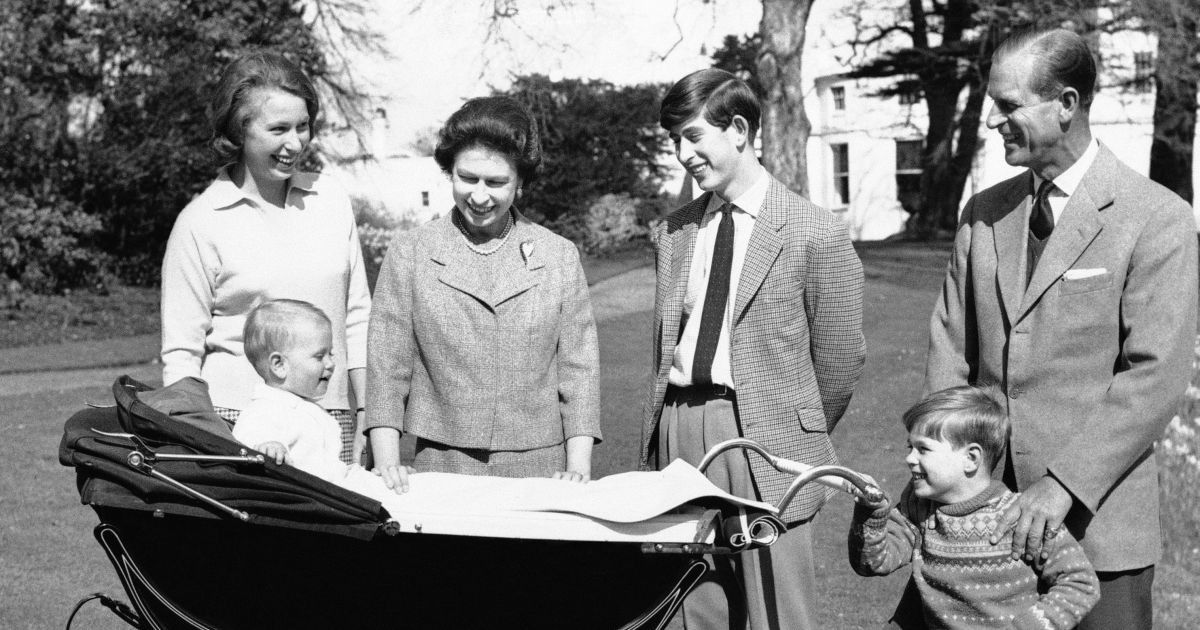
804, 27, 1200, 241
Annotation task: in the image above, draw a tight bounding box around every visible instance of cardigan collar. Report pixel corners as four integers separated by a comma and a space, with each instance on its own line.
202, 167, 317, 211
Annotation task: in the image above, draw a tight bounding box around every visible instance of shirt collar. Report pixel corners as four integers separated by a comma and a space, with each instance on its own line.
204, 167, 317, 211
1035, 138, 1099, 197
705, 166, 768, 218
251, 381, 309, 408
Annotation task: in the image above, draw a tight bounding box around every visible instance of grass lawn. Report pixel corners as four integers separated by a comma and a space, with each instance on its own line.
1, 240, 1197, 628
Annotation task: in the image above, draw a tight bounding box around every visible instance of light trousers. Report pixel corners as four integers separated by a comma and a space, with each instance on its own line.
658, 388, 819, 630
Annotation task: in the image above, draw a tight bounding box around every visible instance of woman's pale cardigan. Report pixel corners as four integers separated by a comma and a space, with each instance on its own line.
160, 169, 371, 411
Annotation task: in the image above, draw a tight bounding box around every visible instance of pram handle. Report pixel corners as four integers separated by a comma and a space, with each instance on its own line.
696, 438, 885, 514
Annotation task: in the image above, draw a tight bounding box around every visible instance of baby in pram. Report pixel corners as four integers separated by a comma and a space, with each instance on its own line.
231, 299, 414, 496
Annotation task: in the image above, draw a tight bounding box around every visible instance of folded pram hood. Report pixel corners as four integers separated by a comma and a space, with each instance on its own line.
59, 376, 388, 540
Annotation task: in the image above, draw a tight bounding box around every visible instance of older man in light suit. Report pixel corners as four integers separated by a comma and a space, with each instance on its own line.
640, 69, 865, 630
925, 29, 1197, 629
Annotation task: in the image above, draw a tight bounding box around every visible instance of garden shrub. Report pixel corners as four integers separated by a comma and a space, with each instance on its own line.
353, 196, 421, 292
581, 193, 649, 254
1159, 334, 1200, 572
0, 190, 108, 295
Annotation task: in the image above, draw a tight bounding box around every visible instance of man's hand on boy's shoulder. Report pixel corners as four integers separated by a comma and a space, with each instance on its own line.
994, 476, 1073, 563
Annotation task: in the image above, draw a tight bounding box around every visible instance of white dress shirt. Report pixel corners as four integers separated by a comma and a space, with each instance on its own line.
669, 167, 770, 390
1033, 138, 1100, 225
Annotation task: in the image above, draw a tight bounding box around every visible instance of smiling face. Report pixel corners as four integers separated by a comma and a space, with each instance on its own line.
275, 317, 334, 401
450, 144, 520, 238
904, 430, 978, 504
668, 113, 751, 201
985, 51, 1069, 175
239, 88, 311, 188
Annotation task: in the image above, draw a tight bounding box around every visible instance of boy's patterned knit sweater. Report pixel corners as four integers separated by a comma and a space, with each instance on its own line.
848, 480, 1099, 629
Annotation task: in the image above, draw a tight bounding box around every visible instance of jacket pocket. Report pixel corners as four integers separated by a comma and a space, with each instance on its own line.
1058, 271, 1112, 295
796, 406, 827, 433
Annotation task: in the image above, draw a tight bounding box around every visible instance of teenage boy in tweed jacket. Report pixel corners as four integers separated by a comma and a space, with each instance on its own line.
640, 68, 866, 629
849, 386, 1099, 629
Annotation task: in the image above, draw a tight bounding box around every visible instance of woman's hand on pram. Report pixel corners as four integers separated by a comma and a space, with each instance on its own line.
375, 464, 415, 494
551, 470, 590, 483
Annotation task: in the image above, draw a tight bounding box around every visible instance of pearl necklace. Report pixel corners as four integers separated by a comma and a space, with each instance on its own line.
454, 209, 514, 256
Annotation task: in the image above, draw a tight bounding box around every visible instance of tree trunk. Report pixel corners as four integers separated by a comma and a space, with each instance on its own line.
1148, 11, 1197, 204
757, 0, 814, 197
907, 0, 993, 236
915, 81, 963, 235
940, 76, 988, 230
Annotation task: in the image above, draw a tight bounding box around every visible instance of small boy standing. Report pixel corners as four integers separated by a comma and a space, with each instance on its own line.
233, 299, 411, 494
849, 386, 1099, 629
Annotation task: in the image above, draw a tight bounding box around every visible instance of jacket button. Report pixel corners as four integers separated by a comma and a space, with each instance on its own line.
1008, 388, 1021, 399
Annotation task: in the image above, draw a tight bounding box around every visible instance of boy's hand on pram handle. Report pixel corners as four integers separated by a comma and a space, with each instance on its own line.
375, 464, 415, 494
255, 442, 292, 466
850, 472, 888, 510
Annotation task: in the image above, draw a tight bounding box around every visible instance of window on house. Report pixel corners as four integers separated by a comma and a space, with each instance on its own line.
895, 140, 923, 214
831, 86, 846, 111
898, 87, 920, 105
421, 191, 430, 207
1133, 51, 1154, 93
831, 143, 850, 206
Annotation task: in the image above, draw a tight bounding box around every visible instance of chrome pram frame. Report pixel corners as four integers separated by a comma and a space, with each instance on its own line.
63, 376, 882, 630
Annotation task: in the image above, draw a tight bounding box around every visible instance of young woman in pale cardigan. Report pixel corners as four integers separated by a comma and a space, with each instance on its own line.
365, 97, 601, 492
160, 51, 371, 464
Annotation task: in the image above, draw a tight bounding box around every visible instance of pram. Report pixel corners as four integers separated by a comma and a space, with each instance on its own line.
60, 376, 882, 630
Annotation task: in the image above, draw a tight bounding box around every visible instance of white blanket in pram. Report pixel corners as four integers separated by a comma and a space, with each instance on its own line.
368, 460, 777, 543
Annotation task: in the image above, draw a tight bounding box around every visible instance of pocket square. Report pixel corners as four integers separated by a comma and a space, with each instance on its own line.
1063, 268, 1107, 280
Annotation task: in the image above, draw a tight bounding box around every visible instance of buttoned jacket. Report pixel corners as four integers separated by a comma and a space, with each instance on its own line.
641, 177, 866, 523
365, 211, 601, 451
925, 144, 1198, 570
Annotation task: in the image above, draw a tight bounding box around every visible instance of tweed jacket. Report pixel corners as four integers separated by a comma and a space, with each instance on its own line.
925, 144, 1198, 571
640, 177, 866, 523
364, 210, 601, 451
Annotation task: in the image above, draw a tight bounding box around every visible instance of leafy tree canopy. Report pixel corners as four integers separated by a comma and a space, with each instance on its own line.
0, 0, 356, 287
496, 75, 669, 225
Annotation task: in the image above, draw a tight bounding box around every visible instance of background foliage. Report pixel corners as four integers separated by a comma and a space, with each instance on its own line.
0, 0, 334, 291
495, 74, 670, 243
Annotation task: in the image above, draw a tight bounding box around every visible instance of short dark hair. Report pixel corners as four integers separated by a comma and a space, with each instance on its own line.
903, 385, 1009, 472
209, 51, 320, 166
995, 28, 1097, 108
243, 299, 331, 378
659, 68, 761, 141
433, 96, 542, 184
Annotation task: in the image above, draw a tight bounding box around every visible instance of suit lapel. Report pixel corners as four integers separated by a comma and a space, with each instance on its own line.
733, 179, 784, 322
1017, 150, 1115, 319
994, 176, 1032, 326
490, 214, 542, 306
432, 212, 541, 310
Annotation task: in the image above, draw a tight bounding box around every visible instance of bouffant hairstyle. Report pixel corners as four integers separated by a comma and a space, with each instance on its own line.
243, 299, 331, 378
208, 51, 319, 166
659, 68, 761, 142
433, 96, 542, 184
903, 385, 1009, 472
995, 28, 1097, 109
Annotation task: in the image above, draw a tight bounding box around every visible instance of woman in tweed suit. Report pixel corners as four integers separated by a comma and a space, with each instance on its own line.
365, 97, 601, 492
